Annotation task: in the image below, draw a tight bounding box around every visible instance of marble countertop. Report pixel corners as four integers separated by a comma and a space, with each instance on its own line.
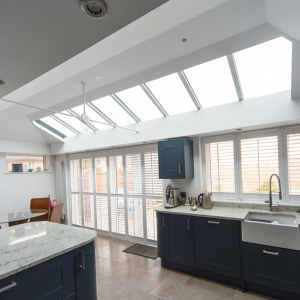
155, 203, 300, 226
0, 222, 96, 280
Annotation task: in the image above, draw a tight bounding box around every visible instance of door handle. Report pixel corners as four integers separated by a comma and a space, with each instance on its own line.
79, 252, 86, 269
208, 221, 220, 224
0, 281, 17, 294
179, 165, 181, 175
263, 250, 279, 256
187, 219, 190, 230
163, 216, 166, 226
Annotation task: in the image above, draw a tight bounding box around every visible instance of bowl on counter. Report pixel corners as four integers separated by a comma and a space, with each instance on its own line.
28, 169, 33, 172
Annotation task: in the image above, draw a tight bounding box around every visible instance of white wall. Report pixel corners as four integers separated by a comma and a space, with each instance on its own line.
0, 153, 56, 213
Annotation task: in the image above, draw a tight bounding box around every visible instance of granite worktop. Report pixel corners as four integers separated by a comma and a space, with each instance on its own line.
155, 202, 300, 226
0, 222, 96, 280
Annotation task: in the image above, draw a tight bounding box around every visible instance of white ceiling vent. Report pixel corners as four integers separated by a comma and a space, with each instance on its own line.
80, 0, 108, 19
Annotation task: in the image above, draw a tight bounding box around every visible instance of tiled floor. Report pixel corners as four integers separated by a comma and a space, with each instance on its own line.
95, 235, 274, 300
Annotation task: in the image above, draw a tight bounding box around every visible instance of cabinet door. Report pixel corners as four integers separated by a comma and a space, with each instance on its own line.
169, 214, 194, 266
243, 243, 300, 294
194, 217, 241, 279
75, 241, 97, 300
157, 212, 170, 260
158, 139, 185, 179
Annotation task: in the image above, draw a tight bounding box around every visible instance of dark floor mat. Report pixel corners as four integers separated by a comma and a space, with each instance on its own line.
123, 243, 158, 259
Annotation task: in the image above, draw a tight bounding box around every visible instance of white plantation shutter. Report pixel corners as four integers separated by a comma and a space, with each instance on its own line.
287, 133, 300, 195
144, 151, 163, 196
127, 198, 143, 238
111, 197, 125, 234
83, 195, 95, 228
146, 199, 163, 240
126, 153, 142, 194
205, 141, 235, 193
82, 158, 93, 193
241, 136, 279, 194
71, 194, 82, 226
109, 155, 124, 194
96, 196, 109, 231
70, 159, 81, 192
95, 157, 108, 193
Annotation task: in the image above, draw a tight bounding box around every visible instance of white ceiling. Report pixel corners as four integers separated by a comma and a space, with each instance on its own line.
1, 0, 300, 146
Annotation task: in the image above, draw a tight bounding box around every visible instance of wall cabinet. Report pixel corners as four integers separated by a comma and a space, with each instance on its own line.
194, 217, 241, 279
158, 138, 194, 179
243, 242, 300, 295
169, 214, 194, 266
0, 241, 97, 300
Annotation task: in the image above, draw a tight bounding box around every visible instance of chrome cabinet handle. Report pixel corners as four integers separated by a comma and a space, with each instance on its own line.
163, 216, 166, 227
79, 252, 86, 269
263, 250, 278, 256
0, 281, 17, 294
208, 221, 220, 224
187, 219, 190, 230
179, 165, 181, 175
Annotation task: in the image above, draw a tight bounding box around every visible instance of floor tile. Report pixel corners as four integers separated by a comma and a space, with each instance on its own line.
119, 287, 160, 300
234, 290, 275, 300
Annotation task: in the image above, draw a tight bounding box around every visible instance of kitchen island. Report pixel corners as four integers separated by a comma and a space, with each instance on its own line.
0, 222, 97, 300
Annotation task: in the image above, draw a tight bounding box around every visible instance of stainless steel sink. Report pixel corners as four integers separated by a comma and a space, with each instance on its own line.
242, 212, 300, 250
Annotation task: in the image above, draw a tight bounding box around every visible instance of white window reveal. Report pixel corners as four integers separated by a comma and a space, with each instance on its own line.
287, 133, 300, 196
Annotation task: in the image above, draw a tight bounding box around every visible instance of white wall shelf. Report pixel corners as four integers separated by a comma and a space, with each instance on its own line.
5, 171, 51, 175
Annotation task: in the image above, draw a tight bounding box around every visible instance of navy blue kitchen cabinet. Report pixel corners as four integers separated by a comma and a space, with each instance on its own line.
75, 241, 97, 300
169, 214, 195, 266
157, 212, 170, 260
158, 138, 194, 179
194, 217, 241, 279
0, 241, 96, 300
243, 242, 300, 295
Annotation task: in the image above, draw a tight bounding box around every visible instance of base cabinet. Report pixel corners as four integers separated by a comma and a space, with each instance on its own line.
157, 213, 170, 260
0, 241, 97, 300
194, 217, 241, 279
243, 242, 300, 295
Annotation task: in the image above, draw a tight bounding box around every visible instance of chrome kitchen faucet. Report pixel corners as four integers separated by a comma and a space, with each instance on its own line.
269, 174, 282, 211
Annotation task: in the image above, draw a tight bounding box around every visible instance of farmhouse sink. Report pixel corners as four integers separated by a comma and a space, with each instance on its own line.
242, 212, 300, 251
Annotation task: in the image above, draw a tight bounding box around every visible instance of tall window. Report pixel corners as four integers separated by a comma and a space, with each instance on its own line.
287, 133, 300, 195
205, 141, 235, 193
241, 136, 279, 194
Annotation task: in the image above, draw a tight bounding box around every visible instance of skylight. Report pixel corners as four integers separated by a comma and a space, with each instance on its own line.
116, 86, 163, 121
92, 96, 136, 126
39, 116, 77, 137
71, 105, 112, 131
184, 56, 239, 108
54, 111, 93, 133
145, 73, 196, 115
233, 37, 292, 99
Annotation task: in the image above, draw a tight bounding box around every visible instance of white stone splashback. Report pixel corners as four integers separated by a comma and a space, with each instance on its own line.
0, 222, 96, 280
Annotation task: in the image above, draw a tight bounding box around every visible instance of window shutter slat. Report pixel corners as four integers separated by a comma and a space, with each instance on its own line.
71, 194, 82, 226
241, 136, 279, 194
146, 199, 163, 241
126, 153, 142, 195
95, 157, 108, 194
205, 141, 235, 193
70, 159, 81, 192
82, 158, 93, 193
83, 195, 95, 228
111, 197, 125, 234
128, 198, 143, 238
96, 196, 109, 231
109, 155, 124, 194
287, 133, 300, 195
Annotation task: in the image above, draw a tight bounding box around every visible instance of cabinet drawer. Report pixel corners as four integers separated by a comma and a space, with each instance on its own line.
0, 251, 75, 300
243, 243, 300, 294
195, 217, 241, 279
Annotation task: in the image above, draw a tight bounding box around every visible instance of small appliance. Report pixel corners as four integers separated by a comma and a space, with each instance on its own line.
165, 184, 181, 208
198, 192, 214, 209
12, 164, 23, 172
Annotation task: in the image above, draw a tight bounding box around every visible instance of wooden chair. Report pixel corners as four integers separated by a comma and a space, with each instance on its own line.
30, 196, 50, 222
50, 203, 63, 224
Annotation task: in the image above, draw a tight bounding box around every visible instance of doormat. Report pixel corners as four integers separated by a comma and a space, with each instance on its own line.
123, 243, 158, 259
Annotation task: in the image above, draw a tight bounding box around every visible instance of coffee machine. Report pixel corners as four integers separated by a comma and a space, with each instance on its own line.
165, 184, 181, 208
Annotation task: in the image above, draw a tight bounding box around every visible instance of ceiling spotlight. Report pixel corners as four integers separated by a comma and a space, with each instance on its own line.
182, 38, 187, 42
80, 0, 108, 19
0, 80, 5, 85
96, 76, 101, 79
236, 128, 243, 131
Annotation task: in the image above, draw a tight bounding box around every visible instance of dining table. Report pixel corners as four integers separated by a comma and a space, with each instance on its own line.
0, 209, 48, 227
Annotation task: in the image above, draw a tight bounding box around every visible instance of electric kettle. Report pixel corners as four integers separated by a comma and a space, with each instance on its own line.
198, 192, 214, 209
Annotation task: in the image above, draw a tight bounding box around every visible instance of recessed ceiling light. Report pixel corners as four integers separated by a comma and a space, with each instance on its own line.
96, 76, 101, 79
236, 128, 243, 131
182, 38, 187, 42
0, 80, 5, 85
80, 0, 108, 19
